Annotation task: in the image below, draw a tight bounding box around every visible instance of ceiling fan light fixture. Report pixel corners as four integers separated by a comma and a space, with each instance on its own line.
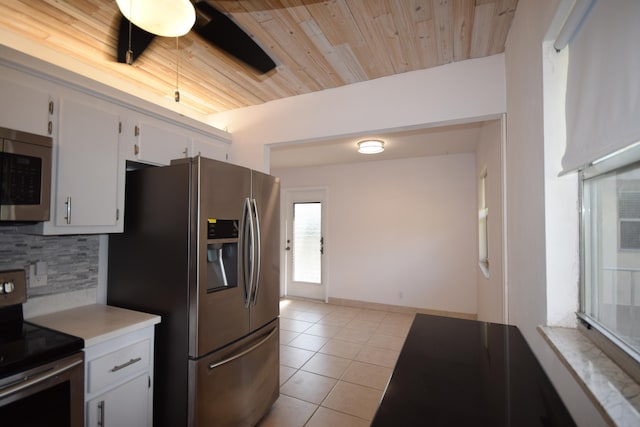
357, 139, 384, 154
115, 0, 195, 37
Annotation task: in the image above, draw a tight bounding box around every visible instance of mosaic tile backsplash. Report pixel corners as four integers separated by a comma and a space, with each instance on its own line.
0, 226, 99, 298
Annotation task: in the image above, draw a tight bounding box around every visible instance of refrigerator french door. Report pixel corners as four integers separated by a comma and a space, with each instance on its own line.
107, 156, 280, 427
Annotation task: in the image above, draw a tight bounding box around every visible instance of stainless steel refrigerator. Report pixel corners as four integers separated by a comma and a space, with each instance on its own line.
107, 156, 280, 427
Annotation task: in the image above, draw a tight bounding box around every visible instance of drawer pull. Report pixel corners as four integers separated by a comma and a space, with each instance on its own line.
110, 357, 142, 373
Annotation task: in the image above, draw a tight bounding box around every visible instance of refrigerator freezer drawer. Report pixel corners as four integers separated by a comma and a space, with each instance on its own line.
192, 319, 279, 427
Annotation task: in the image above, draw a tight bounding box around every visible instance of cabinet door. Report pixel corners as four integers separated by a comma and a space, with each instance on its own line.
137, 118, 189, 165
56, 96, 120, 228
0, 75, 50, 136
87, 373, 149, 427
191, 136, 229, 161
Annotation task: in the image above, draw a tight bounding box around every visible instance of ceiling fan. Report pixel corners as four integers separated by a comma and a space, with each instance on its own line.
116, 1, 276, 74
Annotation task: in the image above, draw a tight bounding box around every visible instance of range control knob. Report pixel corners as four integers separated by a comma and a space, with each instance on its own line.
2, 281, 15, 294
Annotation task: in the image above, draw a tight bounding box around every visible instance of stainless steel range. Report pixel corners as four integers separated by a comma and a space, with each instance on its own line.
0, 269, 85, 426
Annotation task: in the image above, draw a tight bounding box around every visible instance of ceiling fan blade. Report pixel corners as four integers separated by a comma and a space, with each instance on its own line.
116, 16, 156, 64
194, 1, 276, 73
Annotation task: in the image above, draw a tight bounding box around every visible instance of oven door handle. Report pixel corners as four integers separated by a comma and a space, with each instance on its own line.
0, 357, 83, 399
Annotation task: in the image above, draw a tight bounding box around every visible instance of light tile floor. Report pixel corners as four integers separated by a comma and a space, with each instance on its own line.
257, 298, 415, 427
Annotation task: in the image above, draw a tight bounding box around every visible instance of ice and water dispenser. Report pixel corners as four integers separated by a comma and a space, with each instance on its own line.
206, 219, 238, 292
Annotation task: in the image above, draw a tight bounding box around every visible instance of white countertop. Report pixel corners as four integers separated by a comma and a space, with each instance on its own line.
28, 304, 161, 348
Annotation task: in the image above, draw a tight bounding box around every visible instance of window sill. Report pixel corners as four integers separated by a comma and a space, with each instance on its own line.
538, 326, 640, 426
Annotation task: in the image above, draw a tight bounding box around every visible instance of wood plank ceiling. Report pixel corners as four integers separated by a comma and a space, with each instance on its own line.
0, 0, 518, 118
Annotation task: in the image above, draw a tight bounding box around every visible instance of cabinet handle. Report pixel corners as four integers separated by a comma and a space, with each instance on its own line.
97, 400, 105, 427
65, 197, 71, 224
134, 125, 140, 136
47, 121, 53, 135
48, 101, 54, 114
110, 357, 142, 372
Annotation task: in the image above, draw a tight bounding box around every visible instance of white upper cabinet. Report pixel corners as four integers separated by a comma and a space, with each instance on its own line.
54, 95, 121, 229
191, 136, 229, 162
0, 52, 231, 234
121, 115, 231, 166
121, 116, 190, 166
0, 74, 50, 136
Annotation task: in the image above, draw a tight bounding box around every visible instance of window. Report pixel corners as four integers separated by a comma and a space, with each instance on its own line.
618, 186, 640, 250
581, 160, 640, 362
292, 202, 322, 284
478, 170, 489, 278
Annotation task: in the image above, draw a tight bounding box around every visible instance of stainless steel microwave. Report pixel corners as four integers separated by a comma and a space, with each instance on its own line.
0, 127, 52, 221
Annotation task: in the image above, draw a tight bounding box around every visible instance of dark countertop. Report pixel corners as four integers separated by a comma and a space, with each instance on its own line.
372, 314, 576, 427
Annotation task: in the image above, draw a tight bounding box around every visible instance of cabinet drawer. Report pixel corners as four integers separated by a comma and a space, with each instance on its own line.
88, 339, 150, 393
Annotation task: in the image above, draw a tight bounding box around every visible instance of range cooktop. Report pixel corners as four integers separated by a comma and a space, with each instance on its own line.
0, 269, 84, 378
0, 319, 84, 378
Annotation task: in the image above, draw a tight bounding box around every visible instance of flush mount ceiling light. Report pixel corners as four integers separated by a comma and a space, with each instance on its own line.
357, 139, 385, 154
115, 0, 196, 37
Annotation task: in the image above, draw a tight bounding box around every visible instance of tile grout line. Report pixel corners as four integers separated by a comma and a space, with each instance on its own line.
273, 298, 414, 425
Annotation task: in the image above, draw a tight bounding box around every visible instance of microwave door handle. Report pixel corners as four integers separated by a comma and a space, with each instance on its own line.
250, 198, 261, 306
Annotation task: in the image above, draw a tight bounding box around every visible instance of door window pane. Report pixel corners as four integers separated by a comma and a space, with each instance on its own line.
293, 202, 321, 283
479, 172, 489, 278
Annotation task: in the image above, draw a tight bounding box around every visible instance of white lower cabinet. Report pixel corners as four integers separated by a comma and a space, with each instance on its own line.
84, 327, 155, 427
87, 373, 149, 427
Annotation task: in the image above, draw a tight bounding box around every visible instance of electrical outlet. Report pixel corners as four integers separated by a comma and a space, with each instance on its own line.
29, 262, 48, 288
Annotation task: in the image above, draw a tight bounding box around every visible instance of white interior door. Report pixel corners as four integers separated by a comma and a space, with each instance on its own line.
284, 189, 327, 301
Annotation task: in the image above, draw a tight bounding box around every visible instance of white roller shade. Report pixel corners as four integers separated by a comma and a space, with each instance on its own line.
561, 0, 640, 173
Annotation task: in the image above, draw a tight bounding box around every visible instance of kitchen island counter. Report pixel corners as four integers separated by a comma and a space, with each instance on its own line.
372, 314, 575, 426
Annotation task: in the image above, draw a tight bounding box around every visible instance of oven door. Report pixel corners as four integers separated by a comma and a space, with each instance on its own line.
0, 352, 84, 427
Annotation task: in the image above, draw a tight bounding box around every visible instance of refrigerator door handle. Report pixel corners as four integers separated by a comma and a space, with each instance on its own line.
207, 325, 277, 370
242, 197, 255, 308
250, 198, 261, 306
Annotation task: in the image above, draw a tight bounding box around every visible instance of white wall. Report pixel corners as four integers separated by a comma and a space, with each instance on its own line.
542, 38, 579, 328
273, 153, 478, 315
504, 0, 606, 425
475, 119, 505, 323
208, 54, 506, 172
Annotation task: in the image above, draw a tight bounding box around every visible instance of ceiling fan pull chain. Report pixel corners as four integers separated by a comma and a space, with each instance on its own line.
126, 0, 133, 65
175, 36, 180, 102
